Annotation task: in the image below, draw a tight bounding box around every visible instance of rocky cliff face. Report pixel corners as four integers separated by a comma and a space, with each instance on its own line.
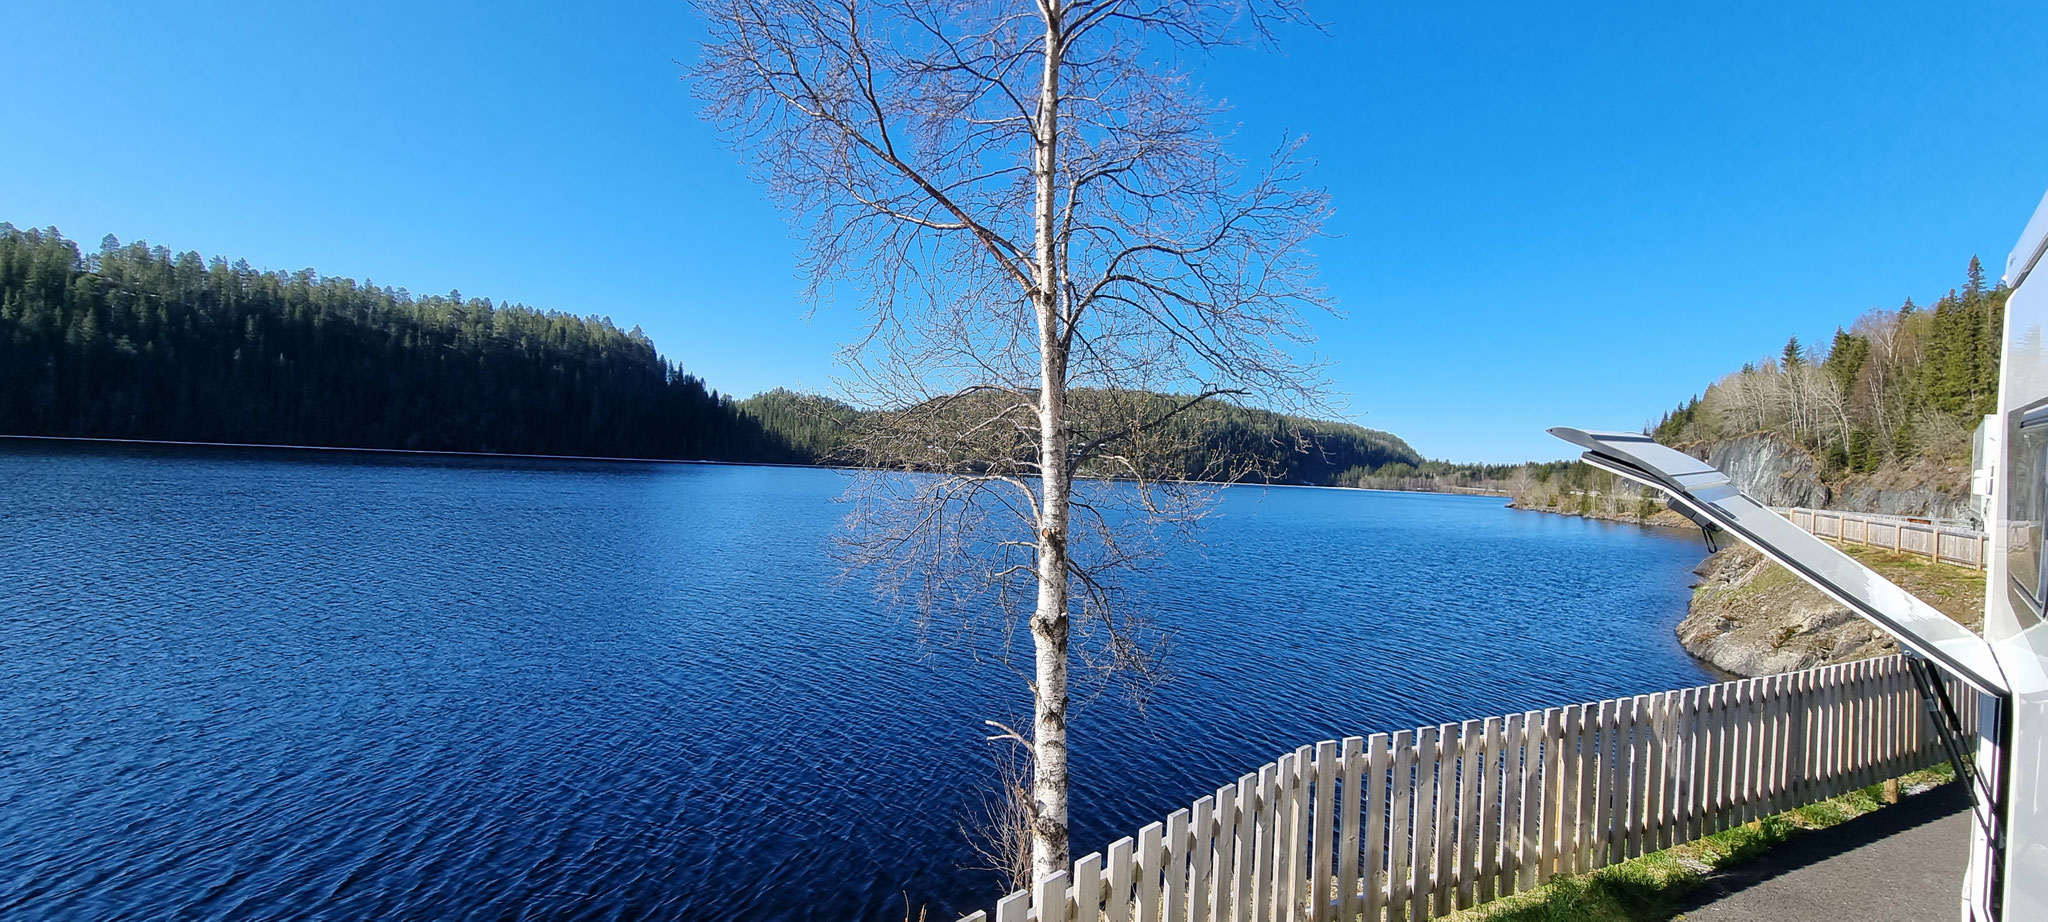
1698, 434, 1975, 522
1832, 470, 1977, 523
1677, 544, 1984, 677
1705, 436, 1831, 509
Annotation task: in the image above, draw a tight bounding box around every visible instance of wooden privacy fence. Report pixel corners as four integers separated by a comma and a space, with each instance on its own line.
963, 654, 1975, 922
1783, 507, 1988, 570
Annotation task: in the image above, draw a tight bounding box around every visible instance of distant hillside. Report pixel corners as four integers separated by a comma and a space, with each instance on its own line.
740, 387, 1421, 485
737, 388, 862, 461
1653, 257, 2004, 471
0, 224, 794, 461
1646, 257, 2006, 518
1, 222, 1421, 483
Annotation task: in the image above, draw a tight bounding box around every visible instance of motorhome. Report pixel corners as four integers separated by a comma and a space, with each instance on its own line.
1551, 186, 2048, 920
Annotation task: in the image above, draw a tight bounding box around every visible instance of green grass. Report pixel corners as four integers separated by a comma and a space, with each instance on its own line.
1443, 764, 1955, 922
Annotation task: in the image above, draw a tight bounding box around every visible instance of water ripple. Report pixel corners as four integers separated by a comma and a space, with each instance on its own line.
0, 444, 1713, 920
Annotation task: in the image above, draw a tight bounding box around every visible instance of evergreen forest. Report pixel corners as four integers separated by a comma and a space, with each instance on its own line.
1651, 257, 2008, 474
0, 224, 794, 460
0, 223, 1416, 483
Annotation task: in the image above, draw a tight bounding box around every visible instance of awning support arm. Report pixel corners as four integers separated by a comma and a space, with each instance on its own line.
1906, 652, 1981, 809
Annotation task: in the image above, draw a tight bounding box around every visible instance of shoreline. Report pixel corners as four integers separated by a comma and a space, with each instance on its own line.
0, 434, 1531, 497
1501, 497, 1701, 530
0, 433, 845, 470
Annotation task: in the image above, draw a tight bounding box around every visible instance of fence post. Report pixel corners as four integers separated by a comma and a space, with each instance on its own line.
1288, 745, 1313, 921
1588, 700, 1614, 872
1407, 726, 1436, 922
1336, 738, 1363, 922
1557, 705, 1582, 878
1245, 762, 1261, 922
997, 890, 1030, 922
1490, 717, 1507, 905
1165, 810, 1189, 922
1518, 711, 1544, 892
1108, 837, 1136, 922
1436, 722, 1465, 914
1537, 708, 1564, 886
961, 656, 1958, 922
1190, 797, 1214, 922
1387, 731, 1414, 922
1455, 719, 1482, 910
1039, 870, 1073, 922
1363, 734, 1392, 922
1210, 787, 1235, 922
1076, 854, 1104, 922
1309, 742, 1338, 922
1231, 775, 1255, 922
1139, 822, 1165, 922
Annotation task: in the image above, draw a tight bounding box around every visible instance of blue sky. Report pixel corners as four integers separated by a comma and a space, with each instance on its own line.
3, 1, 2044, 463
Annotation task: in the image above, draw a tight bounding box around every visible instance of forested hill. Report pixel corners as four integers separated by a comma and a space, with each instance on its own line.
0, 224, 795, 461
737, 388, 1423, 485
1316, 256, 2013, 517
0, 223, 1417, 482
1651, 257, 2007, 476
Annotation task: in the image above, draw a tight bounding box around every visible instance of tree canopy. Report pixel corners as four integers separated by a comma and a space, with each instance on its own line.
2, 223, 1406, 484
1651, 257, 2008, 474
0, 224, 794, 461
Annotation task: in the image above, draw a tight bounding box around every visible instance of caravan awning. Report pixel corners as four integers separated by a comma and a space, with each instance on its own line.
1550, 427, 2009, 696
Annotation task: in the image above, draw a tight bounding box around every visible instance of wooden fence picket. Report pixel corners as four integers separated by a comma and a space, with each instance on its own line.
1336, 738, 1362, 922
1139, 822, 1164, 922
1362, 734, 1390, 922
1387, 731, 1414, 922
964, 655, 1973, 922
1408, 726, 1435, 922
1518, 711, 1544, 892
1455, 719, 1482, 911
1108, 837, 1135, 922
1232, 776, 1255, 922
1558, 704, 1583, 878
1433, 723, 1462, 916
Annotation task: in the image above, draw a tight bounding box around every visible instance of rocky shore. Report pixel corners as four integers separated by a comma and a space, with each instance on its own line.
1503, 499, 1698, 529
1676, 543, 1985, 677
1497, 488, 1986, 679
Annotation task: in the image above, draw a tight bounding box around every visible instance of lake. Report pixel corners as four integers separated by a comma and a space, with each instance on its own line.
0, 442, 1716, 920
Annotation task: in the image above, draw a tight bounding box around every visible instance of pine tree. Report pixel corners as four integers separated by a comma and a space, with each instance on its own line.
0, 224, 798, 462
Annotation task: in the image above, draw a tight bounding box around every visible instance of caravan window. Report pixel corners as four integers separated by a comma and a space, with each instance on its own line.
2009, 410, 2048, 619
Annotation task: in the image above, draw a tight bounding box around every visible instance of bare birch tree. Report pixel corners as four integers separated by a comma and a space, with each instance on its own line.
689, 0, 1331, 886
1805, 364, 1853, 450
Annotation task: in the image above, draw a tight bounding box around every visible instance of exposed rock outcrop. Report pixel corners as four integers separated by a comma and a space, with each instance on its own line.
1705, 436, 1831, 509
1831, 457, 1977, 523
1696, 434, 1976, 522
1677, 544, 1985, 677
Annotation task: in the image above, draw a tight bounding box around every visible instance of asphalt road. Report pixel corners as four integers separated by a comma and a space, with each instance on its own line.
1679, 783, 1971, 922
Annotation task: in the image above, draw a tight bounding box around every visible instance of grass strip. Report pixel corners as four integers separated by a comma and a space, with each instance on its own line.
1444, 763, 1957, 922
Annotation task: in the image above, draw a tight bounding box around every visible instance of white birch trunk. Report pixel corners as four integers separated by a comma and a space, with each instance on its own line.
1029, 9, 1073, 885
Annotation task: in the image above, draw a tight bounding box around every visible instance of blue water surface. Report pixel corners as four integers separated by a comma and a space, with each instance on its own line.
0, 443, 1714, 920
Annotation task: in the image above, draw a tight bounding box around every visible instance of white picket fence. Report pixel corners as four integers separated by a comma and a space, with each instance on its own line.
1784, 507, 1988, 570
963, 655, 1972, 922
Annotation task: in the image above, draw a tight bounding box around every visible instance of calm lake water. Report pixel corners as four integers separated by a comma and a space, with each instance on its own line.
0, 443, 1716, 920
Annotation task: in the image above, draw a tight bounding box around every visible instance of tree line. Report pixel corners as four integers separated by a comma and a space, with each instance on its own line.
1, 223, 1415, 482
740, 386, 1424, 485
1652, 257, 2007, 474
0, 224, 798, 461
1325, 256, 2010, 512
